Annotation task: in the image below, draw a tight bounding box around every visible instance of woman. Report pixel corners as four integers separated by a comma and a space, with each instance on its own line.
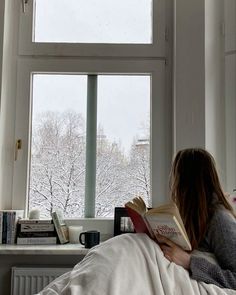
158, 148, 236, 290
38, 147, 235, 295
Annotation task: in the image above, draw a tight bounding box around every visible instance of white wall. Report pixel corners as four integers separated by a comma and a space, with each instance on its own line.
0, 1, 4, 95
174, 0, 206, 152
0, 1, 5, 209
224, 0, 236, 53
225, 55, 236, 193
205, 0, 226, 188
174, 0, 233, 191
225, 0, 236, 193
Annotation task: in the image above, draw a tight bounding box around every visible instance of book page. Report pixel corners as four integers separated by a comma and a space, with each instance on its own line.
145, 214, 192, 251
125, 196, 147, 216
146, 203, 188, 239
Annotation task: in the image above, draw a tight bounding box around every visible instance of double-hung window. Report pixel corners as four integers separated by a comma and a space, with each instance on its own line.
13, 0, 171, 218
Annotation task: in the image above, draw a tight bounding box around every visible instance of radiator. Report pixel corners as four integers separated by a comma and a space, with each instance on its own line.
11, 267, 72, 295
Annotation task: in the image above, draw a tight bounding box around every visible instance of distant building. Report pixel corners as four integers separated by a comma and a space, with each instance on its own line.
135, 138, 149, 150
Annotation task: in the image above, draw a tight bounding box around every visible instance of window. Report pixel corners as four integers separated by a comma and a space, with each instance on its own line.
13, 0, 171, 218
34, 0, 152, 44
96, 75, 150, 217
19, 0, 165, 56
30, 74, 87, 218
28, 74, 150, 218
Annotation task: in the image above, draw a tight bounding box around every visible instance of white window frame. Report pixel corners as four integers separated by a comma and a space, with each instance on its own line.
13, 58, 168, 215
11, 0, 172, 221
18, 0, 166, 57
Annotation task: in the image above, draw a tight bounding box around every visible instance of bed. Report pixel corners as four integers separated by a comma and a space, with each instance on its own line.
36, 233, 236, 295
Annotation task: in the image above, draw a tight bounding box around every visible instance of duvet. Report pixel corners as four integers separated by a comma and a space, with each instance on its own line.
36, 233, 236, 295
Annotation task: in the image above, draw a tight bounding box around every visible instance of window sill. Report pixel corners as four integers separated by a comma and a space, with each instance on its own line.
0, 243, 89, 255
65, 217, 114, 242
0, 218, 114, 256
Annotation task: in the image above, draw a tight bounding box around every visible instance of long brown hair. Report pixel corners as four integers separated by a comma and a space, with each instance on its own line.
170, 148, 235, 249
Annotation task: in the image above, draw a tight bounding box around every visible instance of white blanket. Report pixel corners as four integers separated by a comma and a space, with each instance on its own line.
37, 233, 236, 295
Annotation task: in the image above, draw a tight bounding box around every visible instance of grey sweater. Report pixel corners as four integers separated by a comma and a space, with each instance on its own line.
189, 208, 236, 290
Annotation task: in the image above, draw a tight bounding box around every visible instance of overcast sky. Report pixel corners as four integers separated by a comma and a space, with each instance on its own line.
32, 0, 152, 154
35, 0, 152, 43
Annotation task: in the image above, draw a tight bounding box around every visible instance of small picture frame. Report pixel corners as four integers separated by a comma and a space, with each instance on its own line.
114, 207, 135, 236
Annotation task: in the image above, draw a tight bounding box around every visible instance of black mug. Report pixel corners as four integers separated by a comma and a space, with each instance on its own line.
79, 230, 100, 248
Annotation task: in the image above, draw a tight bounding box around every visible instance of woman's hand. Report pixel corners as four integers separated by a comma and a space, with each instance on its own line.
156, 235, 191, 270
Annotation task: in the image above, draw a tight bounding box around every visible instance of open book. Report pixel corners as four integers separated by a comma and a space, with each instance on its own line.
125, 197, 192, 251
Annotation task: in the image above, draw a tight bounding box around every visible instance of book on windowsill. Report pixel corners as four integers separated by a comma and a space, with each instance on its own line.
18, 223, 55, 232
18, 219, 53, 224
17, 231, 57, 238
0, 210, 24, 244
51, 211, 69, 244
125, 196, 192, 251
16, 236, 57, 245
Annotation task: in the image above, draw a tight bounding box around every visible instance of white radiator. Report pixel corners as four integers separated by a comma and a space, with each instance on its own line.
11, 267, 72, 295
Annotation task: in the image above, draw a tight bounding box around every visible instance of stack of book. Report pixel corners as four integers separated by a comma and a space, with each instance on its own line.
16, 219, 57, 245
0, 210, 24, 244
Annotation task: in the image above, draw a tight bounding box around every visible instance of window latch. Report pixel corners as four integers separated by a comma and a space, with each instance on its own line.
15, 139, 22, 161
22, 0, 29, 13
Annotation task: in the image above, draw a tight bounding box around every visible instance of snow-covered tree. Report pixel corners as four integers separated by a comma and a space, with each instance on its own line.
127, 138, 150, 206
96, 134, 128, 217
29, 111, 86, 217
29, 111, 150, 218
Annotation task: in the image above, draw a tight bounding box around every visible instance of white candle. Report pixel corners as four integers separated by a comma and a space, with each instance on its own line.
29, 208, 40, 219
68, 226, 83, 244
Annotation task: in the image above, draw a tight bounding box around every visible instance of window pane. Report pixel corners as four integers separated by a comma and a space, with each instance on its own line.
34, 0, 152, 44
96, 75, 151, 217
29, 74, 87, 218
